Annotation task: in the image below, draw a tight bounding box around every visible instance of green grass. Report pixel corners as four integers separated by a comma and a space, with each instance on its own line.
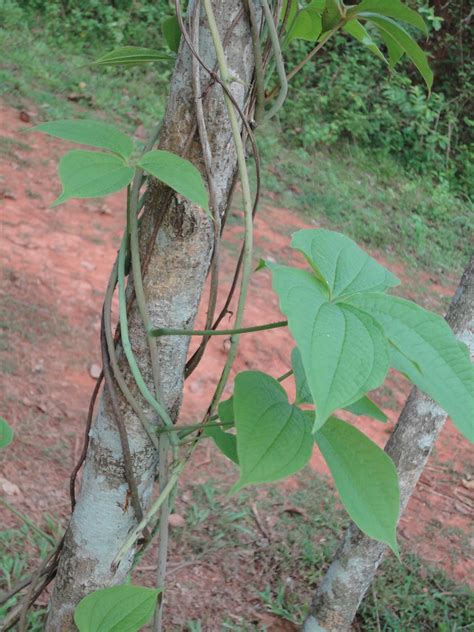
166, 473, 473, 630
255, 124, 473, 274
0, 20, 170, 136
0, 525, 53, 630
2, 475, 472, 630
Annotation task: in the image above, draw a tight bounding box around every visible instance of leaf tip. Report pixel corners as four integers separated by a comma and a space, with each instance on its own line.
50, 193, 68, 208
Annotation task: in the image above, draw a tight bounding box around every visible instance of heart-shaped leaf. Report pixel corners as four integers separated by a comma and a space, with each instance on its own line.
291, 229, 399, 299
293, 347, 387, 421
271, 264, 389, 429
315, 417, 400, 555
232, 371, 313, 491
138, 150, 209, 212
204, 425, 238, 464
74, 585, 160, 632
218, 397, 234, 423
32, 119, 134, 159
52, 150, 134, 206
349, 293, 474, 442
286, 0, 324, 44
0, 417, 14, 449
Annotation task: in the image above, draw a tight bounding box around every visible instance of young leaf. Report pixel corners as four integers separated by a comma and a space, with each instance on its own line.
52, 150, 134, 207
137, 150, 209, 211
291, 229, 400, 299
286, 1, 324, 44
91, 46, 174, 67
315, 417, 400, 555
271, 264, 389, 429
349, 293, 474, 442
292, 347, 313, 405
161, 15, 181, 53
322, 0, 344, 32
32, 119, 134, 160
204, 425, 238, 464
343, 19, 386, 62
232, 371, 313, 491
349, 0, 428, 34
0, 417, 14, 449
345, 396, 387, 422
74, 585, 160, 632
362, 15, 433, 89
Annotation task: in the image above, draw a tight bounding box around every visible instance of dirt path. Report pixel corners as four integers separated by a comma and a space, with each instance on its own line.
1, 100, 472, 613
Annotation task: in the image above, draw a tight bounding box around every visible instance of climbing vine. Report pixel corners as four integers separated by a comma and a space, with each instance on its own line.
2, 1, 473, 631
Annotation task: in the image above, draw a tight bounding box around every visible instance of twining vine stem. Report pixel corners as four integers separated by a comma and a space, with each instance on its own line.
7, 3, 351, 629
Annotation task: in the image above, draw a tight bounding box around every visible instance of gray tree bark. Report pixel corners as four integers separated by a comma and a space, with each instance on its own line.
303, 255, 474, 632
45, 3, 257, 629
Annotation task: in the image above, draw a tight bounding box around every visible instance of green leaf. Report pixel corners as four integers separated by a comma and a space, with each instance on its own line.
218, 397, 234, 423
322, 0, 344, 31
161, 15, 181, 53
362, 15, 433, 89
343, 19, 386, 62
271, 264, 389, 428
286, 1, 324, 43
0, 417, 14, 449
292, 347, 313, 405
291, 229, 399, 299
315, 417, 400, 554
91, 46, 174, 67
52, 150, 134, 207
204, 425, 238, 464
345, 396, 387, 422
292, 346, 387, 421
380, 29, 405, 67
137, 150, 209, 211
74, 585, 160, 632
232, 371, 313, 491
349, 0, 428, 34
349, 293, 474, 442
32, 119, 134, 159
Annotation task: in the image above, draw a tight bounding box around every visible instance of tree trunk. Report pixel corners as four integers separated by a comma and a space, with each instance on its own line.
303, 255, 474, 632
45, 3, 257, 629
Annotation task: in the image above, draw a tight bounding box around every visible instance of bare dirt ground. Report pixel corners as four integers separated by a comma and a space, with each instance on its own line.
1, 100, 473, 628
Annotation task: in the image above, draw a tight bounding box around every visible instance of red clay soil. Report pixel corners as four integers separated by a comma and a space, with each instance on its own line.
1, 100, 472, 612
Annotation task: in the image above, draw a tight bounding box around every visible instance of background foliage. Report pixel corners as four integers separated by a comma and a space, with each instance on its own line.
1, 0, 472, 272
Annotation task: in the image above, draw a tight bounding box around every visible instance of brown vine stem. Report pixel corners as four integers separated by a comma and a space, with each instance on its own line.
100, 308, 148, 532
185, 0, 222, 378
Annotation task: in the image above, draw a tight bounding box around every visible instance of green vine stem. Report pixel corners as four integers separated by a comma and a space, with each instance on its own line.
261, 0, 288, 119
150, 320, 287, 337
103, 260, 160, 450
112, 460, 186, 569
245, 0, 265, 124
117, 230, 175, 435
202, 0, 255, 412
